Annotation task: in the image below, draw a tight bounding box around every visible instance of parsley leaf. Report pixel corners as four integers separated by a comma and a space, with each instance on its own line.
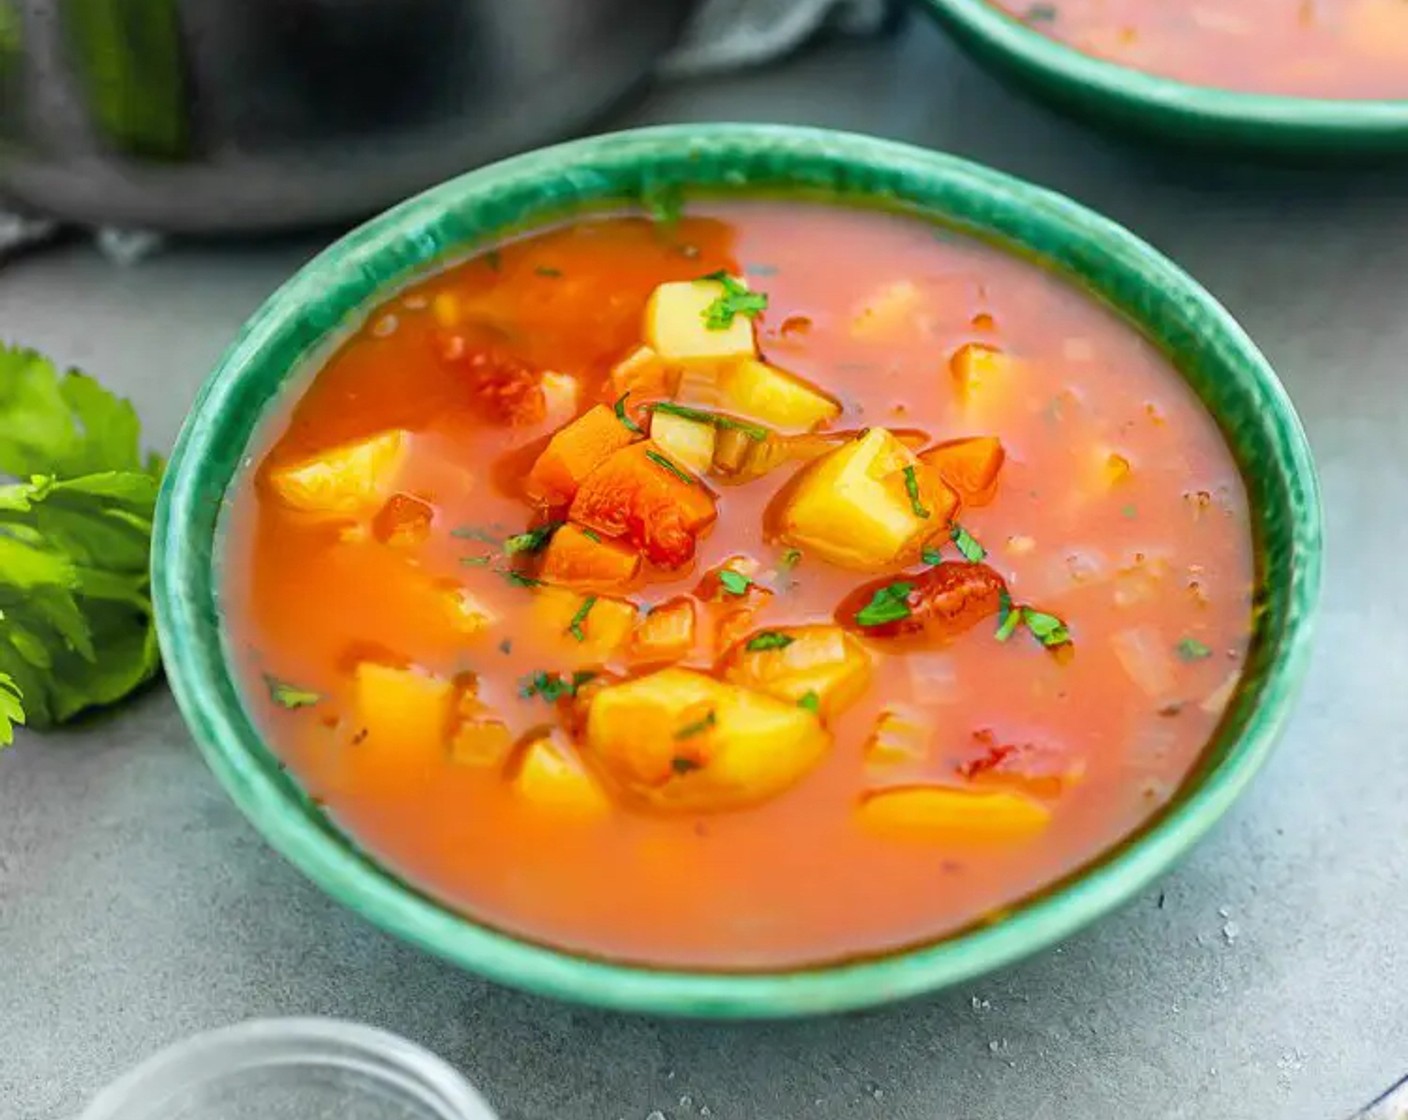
1023, 609, 1071, 648
718, 569, 752, 596
503, 521, 563, 555
450, 525, 500, 544
534, 265, 562, 278
502, 570, 544, 588
581, 528, 602, 543
745, 630, 794, 652
903, 465, 930, 519
700, 272, 768, 330
567, 595, 597, 641
674, 711, 716, 740
995, 589, 1021, 641
519, 669, 597, 702
459, 555, 491, 567
264, 673, 320, 709
671, 755, 702, 774
1177, 637, 1212, 662
779, 548, 803, 572
921, 546, 945, 566
652, 402, 768, 442
613, 392, 643, 434
798, 690, 821, 714
950, 523, 987, 562
644, 448, 694, 485
854, 581, 914, 627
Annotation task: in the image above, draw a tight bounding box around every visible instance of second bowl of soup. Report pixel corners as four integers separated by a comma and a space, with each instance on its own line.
154, 124, 1320, 1015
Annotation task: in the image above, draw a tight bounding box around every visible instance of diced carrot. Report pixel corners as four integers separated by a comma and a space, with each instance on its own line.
629, 597, 698, 662
920, 437, 1005, 506
569, 442, 717, 569
526, 405, 637, 507
371, 493, 434, 547
539, 523, 641, 588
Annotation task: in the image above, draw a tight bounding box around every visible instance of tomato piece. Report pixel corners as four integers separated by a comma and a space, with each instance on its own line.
838, 562, 1006, 641
455, 346, 546, 426
920, 436, 1005, 506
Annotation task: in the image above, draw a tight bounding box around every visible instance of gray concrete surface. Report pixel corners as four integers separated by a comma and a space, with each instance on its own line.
2, 18, 1406, 1120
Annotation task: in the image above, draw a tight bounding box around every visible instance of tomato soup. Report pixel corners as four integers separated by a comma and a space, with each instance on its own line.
995, 0, 1408, 99
221, 201, 1255, 969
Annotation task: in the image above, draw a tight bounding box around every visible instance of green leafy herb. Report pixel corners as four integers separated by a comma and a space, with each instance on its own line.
674, 710, 716, 740
645, 448, 694, 485
498, 638, 512, 655
1022, 2, 1059, 23
534, 265, 562, 278
459, 555, 491, 567
1177, 637, 1212, 662
798, 690, 821, 714
652, 401, 768, 442
700, 271, 768, 330
779, 548, 803, 572
745, 630, 794, 652
519, 669, 596, 703
1024, 609, 1071, 649
451, 525, 500, 544
903, 465, 930, 519
995, 589, 1021, 642
567, 595, 597, 641
921, 546, 945, 566
950, 523, 987, 563
0, 345, 166, 740
503, 520, 563, 555
718, 569, 752, 596
503, 570, 544, 589
613, 391, 643, 434
264, 673, 320, 710
641, 181, 684, 227
581, 528, 602, 543
854, 581, 914, 628
671, 755, 702, 774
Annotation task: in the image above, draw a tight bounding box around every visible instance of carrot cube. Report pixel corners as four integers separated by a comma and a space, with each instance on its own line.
539, 523, 641, 588
526, 405, 636, 507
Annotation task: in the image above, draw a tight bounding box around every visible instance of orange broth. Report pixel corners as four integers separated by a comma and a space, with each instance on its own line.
994, 0, 1408, 99
221, 201, 1255, 969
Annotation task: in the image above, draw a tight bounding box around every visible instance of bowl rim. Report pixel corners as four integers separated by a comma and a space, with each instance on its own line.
153, 122, 1322, 1018
916, 0, 1408, 137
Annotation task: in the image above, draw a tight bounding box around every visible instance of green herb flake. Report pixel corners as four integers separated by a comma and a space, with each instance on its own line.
567, 595, 598, 642
950, 523, 987, 563
459, 555, 491, 567
503, 570, 544, 589
921, 546, 945, 566
264, 674, 320, 710
674, 710, 717, 740
854, 582, 914, 628
519, 669, 596, 703
745, 631, 795, 653
779, 548, 803, 572
1177, 637, 1212, 662
534, 265, 562, 278
903, 465, 930, 519
671, 755, 702, 774
718, 569, 752, 596
995, 589, 1021, 642
613, 391, 643, 434
700, 271, 769, 331
652, 401, 768, 442
1024, 609, 1071, 649
451, 525, 500, 544
1121, 504, 1138, 519
498, 639, 512, 655
644, 448, 695, 485
581, 528, 602, 543
798, 690, 821, 714
503, 520, 563, 555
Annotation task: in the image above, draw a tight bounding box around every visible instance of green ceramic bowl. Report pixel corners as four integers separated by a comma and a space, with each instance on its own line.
916, 0, 1408, 155
152, 123, 1321, 1018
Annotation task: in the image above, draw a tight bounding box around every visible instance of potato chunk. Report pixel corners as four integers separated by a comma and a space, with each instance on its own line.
629, 597, 698, 663
949, 343, 1016, 419
858, 786, 1050, 842
650, 411, 716, 474
585, 668, 829, 811
512, 735, 611, 819
354, 662, 453, 747
720, 625, 871, 718
718, 359, 840, 432
442, 586, 499, 637
645, 278, 757, 363
777, 428, 956, 570
531, 586, 636, 660
268, 430, 407, 517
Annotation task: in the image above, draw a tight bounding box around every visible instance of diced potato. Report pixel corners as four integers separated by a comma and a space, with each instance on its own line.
777, 428, 957, 570
949, 343, 1015, 416
442, 586, 499, 636
608, 345, 678, 400
858, 786, 1051, 842
718, 359, 840, 432
720, 625, 871, 718
268, 430, 407, 518
449, 717, 514, 768
371, 493, 434, 547
540, 371, 581, 423
512, 735, 612, 819
531, 586, 637, 660
585, 668, 830, 811
919, 436, 1005, 506
353, 662, 454, 747
526, 405, 636, 507
650, 411, 716, 474
864, 707, 931, 769
629, 597, 698, 663
850, 280, 925, 341
539, 523, 641, 588
645, 278, 757, 363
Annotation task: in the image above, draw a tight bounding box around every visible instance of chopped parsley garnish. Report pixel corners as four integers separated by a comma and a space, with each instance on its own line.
798, 690, 821, 714
745, 631, 795, 652
503, 521, 563, 555
459, 555, 491, 567
671, 756, 702, 774
519, 669, 596, 702
700, 271, 768, 330
264, 674, 320, 709
644, 448, 694, 485
613, 391, 643, 434
718, 569, 752, 596
921, 546, 945, 566
567, 595, 598, 641
674, 711, 716, 740
502, 570, 544, 589
451, 525, 500, 544
903, 465, 930, 519
779, 548, 803, 572
652, 401, 767, 442
581, 528, 602, 543
1022, 2, 1058, 23
995, 589, 1021, 642
498, 639, 512, 655
1177, 637, 1212, 662
950, 523, 987, 563
854, 582, 914, 628
1024, 610, 1071, 649
534, 265, 562, 278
